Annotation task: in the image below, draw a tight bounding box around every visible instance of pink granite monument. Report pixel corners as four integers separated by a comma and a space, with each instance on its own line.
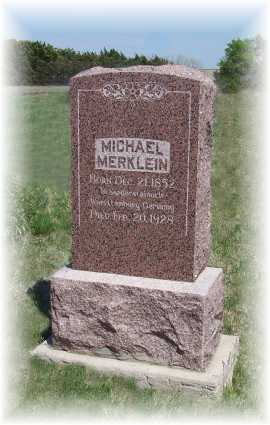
70, 66, 215, 282
47, 66, 238, 385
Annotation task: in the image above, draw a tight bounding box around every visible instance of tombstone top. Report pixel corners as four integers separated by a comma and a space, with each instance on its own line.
70, 64, 216, 281
71, 64, 215, 86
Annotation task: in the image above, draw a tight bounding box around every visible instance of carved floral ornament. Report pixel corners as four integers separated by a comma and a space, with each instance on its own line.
102, 82, 167, 101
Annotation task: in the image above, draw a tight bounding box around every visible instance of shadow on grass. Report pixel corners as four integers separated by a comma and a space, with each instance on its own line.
27, 279, 52, 342
40, 325, 52, 343
27, 279, 51, 317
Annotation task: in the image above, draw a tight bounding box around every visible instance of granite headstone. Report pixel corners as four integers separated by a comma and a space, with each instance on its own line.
50, 66, 227, 372
70, 65, 216, 281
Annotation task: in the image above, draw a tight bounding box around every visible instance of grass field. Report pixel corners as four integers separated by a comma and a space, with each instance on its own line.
5, 85, 262, 419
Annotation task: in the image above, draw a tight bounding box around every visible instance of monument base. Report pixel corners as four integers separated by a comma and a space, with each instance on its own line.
31, 334, 239, 396
50, 266, 224, 371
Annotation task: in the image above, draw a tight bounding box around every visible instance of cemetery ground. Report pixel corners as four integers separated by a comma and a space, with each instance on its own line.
6, 85, 262, 418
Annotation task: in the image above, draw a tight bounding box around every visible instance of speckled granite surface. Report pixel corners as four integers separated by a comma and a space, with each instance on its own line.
70, 65, 216, 282
51, 266, 224, 371
72, 64, 215, 84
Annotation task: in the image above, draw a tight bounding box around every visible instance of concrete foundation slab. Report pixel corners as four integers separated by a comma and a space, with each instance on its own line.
31, 334, 239, 396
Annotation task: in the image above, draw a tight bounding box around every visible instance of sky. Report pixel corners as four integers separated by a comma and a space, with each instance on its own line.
2, 1, 267, 68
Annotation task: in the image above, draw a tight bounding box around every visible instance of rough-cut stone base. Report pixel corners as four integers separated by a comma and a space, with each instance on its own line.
31, 334, 239, 396
50, 266, 224, 371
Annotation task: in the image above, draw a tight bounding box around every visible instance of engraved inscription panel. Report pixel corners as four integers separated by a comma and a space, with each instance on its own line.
95, 138, 170, 173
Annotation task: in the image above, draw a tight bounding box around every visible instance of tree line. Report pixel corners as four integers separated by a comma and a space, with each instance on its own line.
4, 39, 168, 85
5, 36, 264, 91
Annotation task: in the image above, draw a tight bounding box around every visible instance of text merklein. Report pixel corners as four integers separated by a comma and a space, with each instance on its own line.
95, 138, 170, 173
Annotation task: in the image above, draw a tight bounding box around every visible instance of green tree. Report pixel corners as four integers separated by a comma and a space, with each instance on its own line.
215, 36, 264, 92
4, 39, 169, 85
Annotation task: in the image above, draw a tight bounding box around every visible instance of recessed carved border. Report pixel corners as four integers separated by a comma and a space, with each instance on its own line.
76, 88, 192, 236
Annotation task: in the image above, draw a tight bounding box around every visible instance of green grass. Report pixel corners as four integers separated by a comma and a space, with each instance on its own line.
6, 86, 261, 418
7, 86, 70, 191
